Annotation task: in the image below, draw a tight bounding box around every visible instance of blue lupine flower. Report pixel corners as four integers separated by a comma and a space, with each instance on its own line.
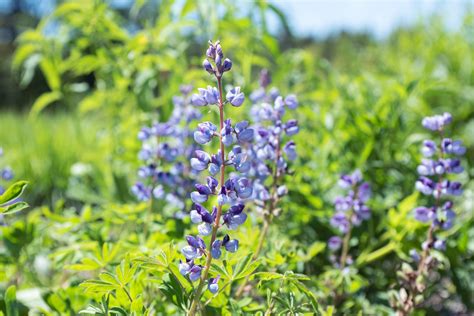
421, 112, 452, 131
182, 235, 206, 260
226, 87, 245, 107
132, 86, 201, 207
222, 58, 232, 72
190, 150, 211, 171
222, 234, 239, 252
191, 89, 208, 106
138, 127, 151, 140
433, 239, 446, 251
203, 59, 214, 74
421, 140, 437, 157
441, 138, 466, 156
284, 94, 298, 109
221, 119, 234, 146
211, 240, 222, 259
194, 122, 217, 144
179, 259, 194, 276
235, 121, 254, 142
328, 236, 342, 251
208, 275, 220, 293
414, 206, 434, 222
223, 204, 247, 229
189, 265, 202, 282
330, 212, 350, 234
284, 119, 299, 136
283, 141, 297, 161
415, 176, 435, 195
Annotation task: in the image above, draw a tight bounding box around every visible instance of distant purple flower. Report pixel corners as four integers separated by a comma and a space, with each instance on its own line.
411, 112, 464, 259
328, 236, 342, 251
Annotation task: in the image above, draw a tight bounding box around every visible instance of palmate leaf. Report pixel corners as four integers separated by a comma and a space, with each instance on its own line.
0, 181, 28, 206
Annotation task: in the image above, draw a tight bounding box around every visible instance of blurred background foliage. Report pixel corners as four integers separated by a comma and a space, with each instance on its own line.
0, 0, 473, 315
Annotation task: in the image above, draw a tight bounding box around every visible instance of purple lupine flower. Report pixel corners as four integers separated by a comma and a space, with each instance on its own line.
284, 95, 298, 109
189, 265, 203, 282
208, 275, 220, 293
222, 234, 239, 252
413, 206, 434, 222
421, 112, 452, 131
182, 235, 206, 260
235, 121, 254, 142
190, 150, 211, 171
433, 239, 446, 251
421, 140, 437, 157
283, 141, 297, 161
328, 236, 342, 251
441, 139, 466, 156
211, 240, 222, 259
221, 119, 234, 146
223, 204, 247, 229
415, 176, 436, 195
194, 122, 217, 145
132, 86, 201, 207
226, 87, 245, 107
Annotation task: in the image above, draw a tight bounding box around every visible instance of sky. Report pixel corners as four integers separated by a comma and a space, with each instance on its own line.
269, 0, 472, 38
0, 0, 471, 39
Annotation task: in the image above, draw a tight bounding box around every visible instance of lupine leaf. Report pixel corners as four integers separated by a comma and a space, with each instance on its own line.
1, 202, 29, 215
5, 285, 19, 316
0, 181, 28, 206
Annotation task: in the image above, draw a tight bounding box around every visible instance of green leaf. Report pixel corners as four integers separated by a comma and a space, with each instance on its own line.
1, 202, 29, 215
5, 285, 19, 316
30, 91, 62, 117
0, 181, 28, 206
39, 59, 61, 91
253, 272, 284, 281
232, 253, 259, 280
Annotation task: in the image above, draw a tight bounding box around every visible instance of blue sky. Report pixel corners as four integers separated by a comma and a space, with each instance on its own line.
0, 0, 471, 39
269, 0, 472, 38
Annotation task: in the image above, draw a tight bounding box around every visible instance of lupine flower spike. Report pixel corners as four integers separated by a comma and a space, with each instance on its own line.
328, 170, 371, 269
182, 41, 253, 316
391, 113, 465, 315
235, 69, 300, 297
132, 86, 201, 218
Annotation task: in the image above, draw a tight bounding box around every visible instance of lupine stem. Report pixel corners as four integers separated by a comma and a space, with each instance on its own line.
235, 136, 282, 297
188, 76, 226, 316
339, 211, 353, 269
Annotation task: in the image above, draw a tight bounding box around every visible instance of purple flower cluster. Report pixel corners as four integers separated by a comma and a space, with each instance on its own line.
328, 170, 371, 252
0, 147, 14, 195
412, 112, 465, 254
131, 86, 202, 214
246, 70, 299, 210
179, 41, 253, 297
